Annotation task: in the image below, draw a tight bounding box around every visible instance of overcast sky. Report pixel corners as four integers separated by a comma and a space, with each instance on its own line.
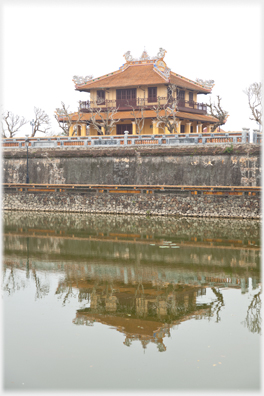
1, 0, 263, 136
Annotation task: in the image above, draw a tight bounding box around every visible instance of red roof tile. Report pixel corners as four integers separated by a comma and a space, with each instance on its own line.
170, 73, 211, 93
75, 63, 211, 94
76, 64, 167, 91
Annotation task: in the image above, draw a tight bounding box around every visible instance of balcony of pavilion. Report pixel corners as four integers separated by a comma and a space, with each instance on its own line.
79, 96, 208, 115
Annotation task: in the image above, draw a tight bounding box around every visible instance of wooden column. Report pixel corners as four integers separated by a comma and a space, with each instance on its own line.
69, 125, 74, 137
132, 122, 137, 135
81, 124, 86, 136
192, 121, 197, 133
152, 120, 159, 135
101, 126, 105, 135
207, 125, 212, 133
185, 122, 191, 134
176, 121, 181, 134
197, 123, 203, 133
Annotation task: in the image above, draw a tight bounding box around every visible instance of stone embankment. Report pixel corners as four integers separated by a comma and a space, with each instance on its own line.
4, 191, 260, 219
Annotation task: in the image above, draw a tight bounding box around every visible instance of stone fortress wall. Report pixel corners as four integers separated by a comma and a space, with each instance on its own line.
3, 145, 261, 218
3, 145, 261, 186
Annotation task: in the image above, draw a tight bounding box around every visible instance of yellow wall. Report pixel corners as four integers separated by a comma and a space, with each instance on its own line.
90, 86, 202, 109
84, 85, 212, 135
86, 119, 210, 136
89, 125, 98, 136
90, 84, 171, 106
88, 119, 168, 136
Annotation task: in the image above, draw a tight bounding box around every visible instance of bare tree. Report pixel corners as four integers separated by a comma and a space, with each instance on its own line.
243, 82, 262, 126
206, 96, 229, 132
153, 86, 179, 134
128, 105, 145, 135
211, 287, 225, 323
32, 269, 50, 300
2, 111, 28, 138
242, 290, 262, 334
88, 97, 120, 135
55, 281, 78, 306
55, 102, 84, 136
30, 107, 51, 137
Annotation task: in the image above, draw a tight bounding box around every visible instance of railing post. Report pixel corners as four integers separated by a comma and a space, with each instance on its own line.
124, 131, 129, 145
253, 129, 259, 144
242, 128, 250, 144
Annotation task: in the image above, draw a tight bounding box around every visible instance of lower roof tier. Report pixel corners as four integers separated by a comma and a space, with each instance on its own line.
70, 110, 218, 124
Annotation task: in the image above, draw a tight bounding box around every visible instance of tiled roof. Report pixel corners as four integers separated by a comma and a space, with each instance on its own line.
76, 64, 167, 91
71, 110, 218, 123
75, 64, 211, 93
170, 73, 211, 93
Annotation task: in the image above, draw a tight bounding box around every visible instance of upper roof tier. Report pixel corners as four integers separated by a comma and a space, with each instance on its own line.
73, 48, 213, 94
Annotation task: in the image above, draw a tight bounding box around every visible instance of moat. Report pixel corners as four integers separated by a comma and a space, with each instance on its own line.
2, 212, 261, 391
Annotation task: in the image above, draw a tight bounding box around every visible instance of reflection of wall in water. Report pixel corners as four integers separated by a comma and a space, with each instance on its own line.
4, 212, 261, 243
4, 256, 260, 295
4, 234, 260, 271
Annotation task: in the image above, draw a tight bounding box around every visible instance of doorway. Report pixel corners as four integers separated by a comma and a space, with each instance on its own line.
116, 124, 132, 135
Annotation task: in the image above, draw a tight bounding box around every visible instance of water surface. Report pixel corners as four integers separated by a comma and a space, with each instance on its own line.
3, 213, 261, 391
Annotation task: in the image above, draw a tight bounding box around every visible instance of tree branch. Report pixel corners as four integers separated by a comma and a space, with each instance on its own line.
243, 82, 262, 126
206, 96, 229, 132
2, 111, 28, 138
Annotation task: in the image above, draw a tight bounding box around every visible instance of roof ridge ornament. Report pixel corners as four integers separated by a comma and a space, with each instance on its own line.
73, 75, 94, 86
140, 49, 150, 60
123, 48, 167, 64
157, 48, 166, 60
154, 49, 170, 80
123, 51, 133, 62
195, 78, 215, 89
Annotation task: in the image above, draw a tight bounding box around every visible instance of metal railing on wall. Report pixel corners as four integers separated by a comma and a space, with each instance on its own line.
3, 183, 261, 196
2, 129, 261, 149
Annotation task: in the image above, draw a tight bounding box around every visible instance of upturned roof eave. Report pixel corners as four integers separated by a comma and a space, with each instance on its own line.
169, 72, 212, 94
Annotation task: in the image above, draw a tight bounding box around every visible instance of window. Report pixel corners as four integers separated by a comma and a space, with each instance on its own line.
167, 86, 174, 103
177, 90, 185, 107
180, 124, 185, 133
116, 89, 136, 108
97, 90, 105, 105
189, 92, 194, 107
148, 87, 157, 103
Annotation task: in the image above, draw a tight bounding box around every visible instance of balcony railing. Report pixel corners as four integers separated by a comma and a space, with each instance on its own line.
79, 97, 207, 115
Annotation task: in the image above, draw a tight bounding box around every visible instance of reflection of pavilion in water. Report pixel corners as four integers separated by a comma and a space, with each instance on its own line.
70, 279, 210, 352
3, 255, 261, 350
54, 259, 260, 351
